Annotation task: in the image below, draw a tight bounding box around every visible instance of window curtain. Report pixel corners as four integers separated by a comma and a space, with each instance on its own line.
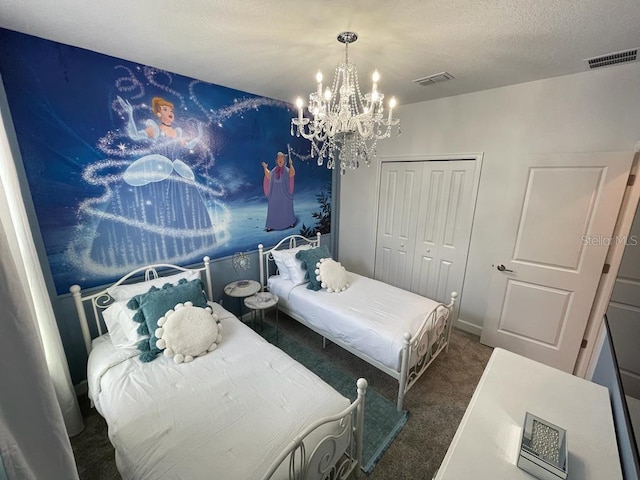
0, 107, 81, 478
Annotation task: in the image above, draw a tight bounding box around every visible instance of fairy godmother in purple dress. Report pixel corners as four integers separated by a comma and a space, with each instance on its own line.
262, 152, 296, 231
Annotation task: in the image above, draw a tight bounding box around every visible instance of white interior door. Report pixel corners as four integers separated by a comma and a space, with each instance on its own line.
481, 152, 633, 372
411, 161, 477, 303
374, 162, 421, 290
607, 201, 640, 399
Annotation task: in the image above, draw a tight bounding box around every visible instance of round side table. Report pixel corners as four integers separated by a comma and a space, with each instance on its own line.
244, 292, 279, 341
224, 280, 261, 320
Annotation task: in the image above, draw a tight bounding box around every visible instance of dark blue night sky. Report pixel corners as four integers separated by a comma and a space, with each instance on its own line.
0, 28, 332, 294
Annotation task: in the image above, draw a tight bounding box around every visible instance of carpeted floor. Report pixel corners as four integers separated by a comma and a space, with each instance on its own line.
70, 313, 493, 479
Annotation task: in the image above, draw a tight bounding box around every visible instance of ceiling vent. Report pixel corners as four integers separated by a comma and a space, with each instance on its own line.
413, 71, 455, 86
585, 49, 638, 69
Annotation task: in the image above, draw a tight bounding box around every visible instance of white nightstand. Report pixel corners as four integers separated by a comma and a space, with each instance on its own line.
224, 280, 261, 320
244, 292, 279, 341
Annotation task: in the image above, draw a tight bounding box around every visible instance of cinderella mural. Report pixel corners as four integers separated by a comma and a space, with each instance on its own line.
89, 96, 216, 266
0, 28, 332, 293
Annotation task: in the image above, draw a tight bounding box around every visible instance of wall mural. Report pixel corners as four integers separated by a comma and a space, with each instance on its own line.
0, 29, 332, 294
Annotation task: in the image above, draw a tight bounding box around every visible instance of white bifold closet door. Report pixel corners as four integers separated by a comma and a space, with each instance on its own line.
374, 160, 477, 305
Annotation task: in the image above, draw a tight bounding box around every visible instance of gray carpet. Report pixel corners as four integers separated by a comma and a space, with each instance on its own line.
71, 314, 493, 479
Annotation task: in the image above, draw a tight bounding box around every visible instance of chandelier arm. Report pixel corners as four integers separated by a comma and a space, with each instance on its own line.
354, 118, 373, 139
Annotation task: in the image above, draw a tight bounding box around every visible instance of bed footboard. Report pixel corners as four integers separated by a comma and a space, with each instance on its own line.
263, 378, 368, 480
397, 292, 457, 411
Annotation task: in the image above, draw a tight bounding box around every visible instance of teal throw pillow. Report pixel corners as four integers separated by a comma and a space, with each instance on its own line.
127, 278, 208, 362
295, 245, 331, 291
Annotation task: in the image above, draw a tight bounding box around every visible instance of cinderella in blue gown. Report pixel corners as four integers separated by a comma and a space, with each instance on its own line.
89, 97, 215, 267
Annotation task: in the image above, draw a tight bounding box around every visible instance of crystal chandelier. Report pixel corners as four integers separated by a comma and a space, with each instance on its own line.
291, 32, 400, 174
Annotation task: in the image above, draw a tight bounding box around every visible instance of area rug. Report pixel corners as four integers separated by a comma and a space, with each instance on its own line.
258, 323, 408, 474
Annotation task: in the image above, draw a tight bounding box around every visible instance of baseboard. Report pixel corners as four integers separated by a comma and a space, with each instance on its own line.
454, 317, 482, 337
75, 379, 88, 397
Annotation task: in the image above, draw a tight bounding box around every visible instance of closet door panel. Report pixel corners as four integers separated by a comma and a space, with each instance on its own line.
412, 163, 446, 297
429, 164, 477, 303
374, 162, 421, 289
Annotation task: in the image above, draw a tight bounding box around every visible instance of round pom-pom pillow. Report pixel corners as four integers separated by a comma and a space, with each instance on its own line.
155, 302, 223, 364
315, 258, 350, 293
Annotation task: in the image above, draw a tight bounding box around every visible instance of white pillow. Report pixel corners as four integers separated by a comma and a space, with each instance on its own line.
107, 269, 201, 302
102, 301, 146, 347
315, 258, 350, 293
271, 245, 312, 284
271, 249, 292, 281
155, 302, 223, 364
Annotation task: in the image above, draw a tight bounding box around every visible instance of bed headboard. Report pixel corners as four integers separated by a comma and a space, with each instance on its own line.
69, 257, 213, 355
258, 233, 321, 289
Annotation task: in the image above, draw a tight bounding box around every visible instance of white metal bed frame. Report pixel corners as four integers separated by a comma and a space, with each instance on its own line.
258, 234, 457, 412
70, 257, 367, 480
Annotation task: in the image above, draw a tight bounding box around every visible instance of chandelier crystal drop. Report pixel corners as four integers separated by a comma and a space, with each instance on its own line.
291, 32, 400, 174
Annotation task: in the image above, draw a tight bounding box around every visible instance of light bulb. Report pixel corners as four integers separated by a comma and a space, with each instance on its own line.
316, 71, 323, 83
296, 98, 304, 121
387, 97, 396, 122
372, 70, 380, 83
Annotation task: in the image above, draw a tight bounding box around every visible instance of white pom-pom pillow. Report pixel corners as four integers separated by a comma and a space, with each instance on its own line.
315, 258, 350, 293
155, 302, 223, 364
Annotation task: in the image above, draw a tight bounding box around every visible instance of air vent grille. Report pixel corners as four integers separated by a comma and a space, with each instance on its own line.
585, 49, 638, 69
413, 71, 455, 86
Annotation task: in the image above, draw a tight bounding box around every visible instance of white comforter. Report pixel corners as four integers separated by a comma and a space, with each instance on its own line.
87, 303, 349, 480
268, 273, 443, 372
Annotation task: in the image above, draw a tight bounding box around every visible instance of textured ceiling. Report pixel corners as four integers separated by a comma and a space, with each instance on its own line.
1, 0, 640, 106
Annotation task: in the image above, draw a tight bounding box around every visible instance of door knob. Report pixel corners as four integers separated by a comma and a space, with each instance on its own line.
497, 264, 514, 273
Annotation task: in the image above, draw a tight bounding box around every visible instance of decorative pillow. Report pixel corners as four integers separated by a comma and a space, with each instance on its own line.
127, 278, 209, 362
155, 302, 223, 364
271, 245, 312, 282
295, 245, 331, 291
108, 269, 201, 302
102, 301, 146, 348
315, 258, 350, 293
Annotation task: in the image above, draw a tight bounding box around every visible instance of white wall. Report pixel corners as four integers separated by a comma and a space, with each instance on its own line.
339, 62, 640, 335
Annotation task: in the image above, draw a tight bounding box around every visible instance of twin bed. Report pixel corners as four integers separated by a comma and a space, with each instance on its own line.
72, 234, 456, 479
258, 234, 457, 411
72, 258, 366, 480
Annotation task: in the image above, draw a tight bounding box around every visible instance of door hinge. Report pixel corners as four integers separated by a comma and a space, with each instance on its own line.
629, 174, 636, 186
581, 339, 588, 348
602, 263, 611, 274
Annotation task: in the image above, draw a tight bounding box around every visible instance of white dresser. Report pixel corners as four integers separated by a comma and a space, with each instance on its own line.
435, 348, 622, 479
